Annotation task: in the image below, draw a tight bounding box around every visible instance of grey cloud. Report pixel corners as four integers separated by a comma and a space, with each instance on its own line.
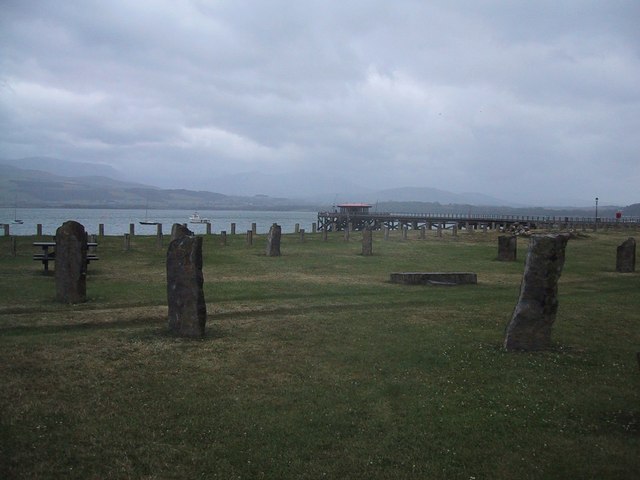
0, 0, 638, 205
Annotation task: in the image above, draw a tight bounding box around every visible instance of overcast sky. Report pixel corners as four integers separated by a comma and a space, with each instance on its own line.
1, 0, 639, 205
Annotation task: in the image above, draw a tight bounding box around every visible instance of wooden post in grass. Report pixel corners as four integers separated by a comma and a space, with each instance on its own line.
252, 223, 257, 235
299, 228, 305, 242
3, 224, 9, 236
231, 223, 236, 235
206, 222, 212, 235
36, 224, 43, 236
312, 222, 317, 233
156, 224, 163, 248
10, 236, 16, 257
124, 233, 131, 251
220, 231, 227, 246
384, 227, 390, 241
99, 223, 105, 236
129, 223, 135, 237
322, 228, 328, 241
452, 224, 458, 237
295, 223, 300, 234
246, 230, 253, 246
344, 226, 350, 242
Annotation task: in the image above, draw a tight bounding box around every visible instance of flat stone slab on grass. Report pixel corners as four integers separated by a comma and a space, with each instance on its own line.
390, 272, 477, 286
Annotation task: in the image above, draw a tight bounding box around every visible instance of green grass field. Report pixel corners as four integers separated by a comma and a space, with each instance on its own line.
1, 228, 638, 479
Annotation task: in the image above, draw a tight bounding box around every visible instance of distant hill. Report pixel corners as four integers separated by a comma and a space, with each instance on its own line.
367, 187, 513, 207
0, 164, 315, 210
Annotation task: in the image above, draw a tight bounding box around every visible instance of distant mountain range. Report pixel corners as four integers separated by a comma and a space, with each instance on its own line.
1, 157, 637, 218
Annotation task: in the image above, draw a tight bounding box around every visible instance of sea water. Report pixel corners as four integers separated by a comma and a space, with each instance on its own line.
0, 208, 319, 236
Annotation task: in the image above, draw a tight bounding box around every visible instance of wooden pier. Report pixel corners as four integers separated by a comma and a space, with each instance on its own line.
317, 204, 640, 232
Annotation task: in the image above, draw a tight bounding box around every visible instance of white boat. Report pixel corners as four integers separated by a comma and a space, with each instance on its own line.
189, 212, 210, 224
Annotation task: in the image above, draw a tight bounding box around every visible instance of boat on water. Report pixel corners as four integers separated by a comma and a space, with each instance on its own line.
12, 198, 23, 224
189, 212, 211, 224
139, 204, 160, 225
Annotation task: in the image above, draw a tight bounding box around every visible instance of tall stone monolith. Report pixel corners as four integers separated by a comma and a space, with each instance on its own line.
362, 229, 373, 256
167, 224, 206, 337
497, 235, 517, 261
616, 237, 636, 273
504, 234, 570, 351
55, 220, 88, 304
266, 223, 281, 257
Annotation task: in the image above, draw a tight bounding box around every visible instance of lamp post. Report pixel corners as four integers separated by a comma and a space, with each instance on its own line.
595, 197, 599, 230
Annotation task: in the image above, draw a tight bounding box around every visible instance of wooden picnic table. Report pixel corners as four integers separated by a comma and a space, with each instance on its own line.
33, 241, 99, 272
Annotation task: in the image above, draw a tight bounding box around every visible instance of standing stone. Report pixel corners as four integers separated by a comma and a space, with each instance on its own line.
171, 223, 193, 241
616, 237, 636, 273
497, 235, 518, 261
55, 221, 88, 304
166, 225, 206, 337
362, 229, 373, 256
504, 234, 571, 351
266, 224, 281, 256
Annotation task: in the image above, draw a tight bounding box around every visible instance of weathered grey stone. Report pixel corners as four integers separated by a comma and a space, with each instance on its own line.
266, 223, 281, 256
171, 223, 193, 241
362, 229, 373, 256
55, 220, 87, 303
616, 237, 636, 273
390, 272, 477, 285
166, 227, 206, 337
504, 233, 570, 351
498, 235, 518, 261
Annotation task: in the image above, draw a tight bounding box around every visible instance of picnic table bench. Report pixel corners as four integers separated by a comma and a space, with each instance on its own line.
33, 241, 99, 272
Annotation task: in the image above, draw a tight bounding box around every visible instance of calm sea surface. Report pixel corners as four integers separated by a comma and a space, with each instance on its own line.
0, 208, 319, 236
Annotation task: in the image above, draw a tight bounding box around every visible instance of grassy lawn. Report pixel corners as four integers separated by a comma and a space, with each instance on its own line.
1, 228, 639, 479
